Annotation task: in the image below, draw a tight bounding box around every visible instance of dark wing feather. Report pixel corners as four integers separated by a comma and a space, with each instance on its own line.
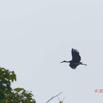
71, 48, 81, 62
69, 63, 77, 69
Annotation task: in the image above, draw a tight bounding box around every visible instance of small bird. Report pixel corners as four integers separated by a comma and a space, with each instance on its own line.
61, 48, 87, 69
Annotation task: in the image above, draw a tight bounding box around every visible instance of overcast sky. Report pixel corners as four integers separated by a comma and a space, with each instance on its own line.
0, 0, 103, 103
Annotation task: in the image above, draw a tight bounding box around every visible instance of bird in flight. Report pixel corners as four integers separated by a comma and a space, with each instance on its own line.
61, 48, 87, 69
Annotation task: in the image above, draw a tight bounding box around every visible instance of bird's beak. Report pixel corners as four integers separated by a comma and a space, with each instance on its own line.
60, 61, 64, 63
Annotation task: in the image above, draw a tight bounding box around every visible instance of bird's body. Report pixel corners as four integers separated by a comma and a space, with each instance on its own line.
61, 48, 87, 69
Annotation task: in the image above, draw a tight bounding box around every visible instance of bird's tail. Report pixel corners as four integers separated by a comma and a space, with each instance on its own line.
80, 62, 87, 66
83, 64, 87, 66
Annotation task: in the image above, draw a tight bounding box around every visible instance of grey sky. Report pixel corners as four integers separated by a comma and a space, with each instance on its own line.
0, 0, 103, 103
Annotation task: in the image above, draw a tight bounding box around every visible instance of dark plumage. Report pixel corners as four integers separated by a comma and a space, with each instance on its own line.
61, 48, 87, 69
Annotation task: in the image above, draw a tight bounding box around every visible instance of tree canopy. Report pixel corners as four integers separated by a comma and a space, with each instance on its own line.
0, 67, 36, 103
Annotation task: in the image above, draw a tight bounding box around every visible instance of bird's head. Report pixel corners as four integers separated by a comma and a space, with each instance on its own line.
60, 60, 70, 63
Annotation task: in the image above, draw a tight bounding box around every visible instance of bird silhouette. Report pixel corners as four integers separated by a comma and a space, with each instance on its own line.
61, 48, 87, 69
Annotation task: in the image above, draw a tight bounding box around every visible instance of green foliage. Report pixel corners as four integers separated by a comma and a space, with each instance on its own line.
0, 67, 36, 103
58, 97, 65, 103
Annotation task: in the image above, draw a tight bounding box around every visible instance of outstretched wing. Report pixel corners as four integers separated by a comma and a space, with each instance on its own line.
71, 48, 81, 62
